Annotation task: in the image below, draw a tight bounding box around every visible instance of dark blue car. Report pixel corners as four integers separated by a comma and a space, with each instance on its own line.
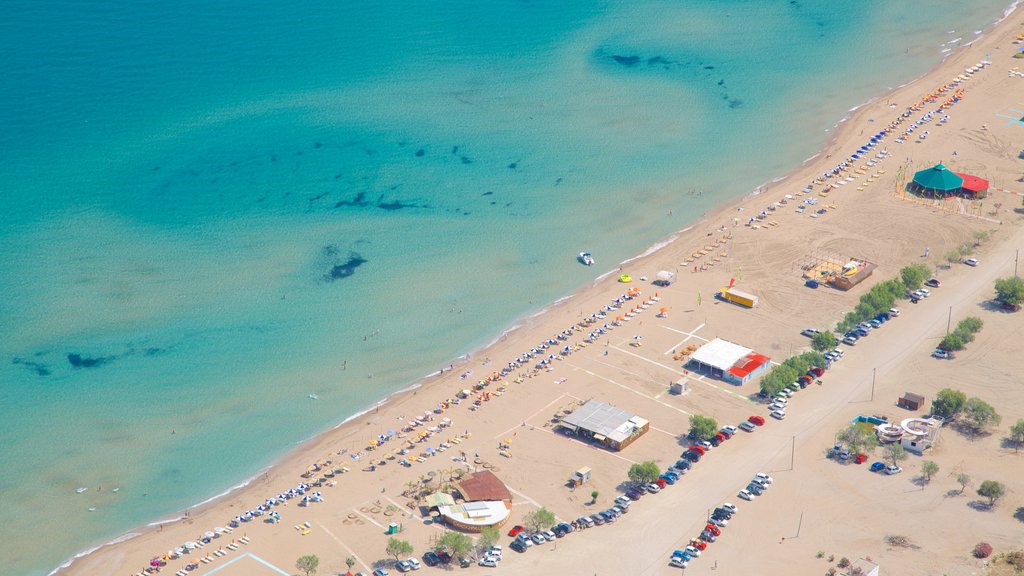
870, 461, 885, 472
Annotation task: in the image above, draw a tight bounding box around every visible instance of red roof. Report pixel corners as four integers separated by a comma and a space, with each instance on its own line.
728, 353, 771, 378
955, 172, 989, 193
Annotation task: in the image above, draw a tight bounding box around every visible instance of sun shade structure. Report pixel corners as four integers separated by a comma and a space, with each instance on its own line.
560, 399, 649, 451
687, 338, 772, 384
955, 172, 989, 197
912, 163, 964, 194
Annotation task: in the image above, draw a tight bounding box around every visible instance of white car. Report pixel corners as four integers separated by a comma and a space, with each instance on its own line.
721, 502, 738, 514
530, 533, 546, 545
800, 328, 820, 337
708, 516, 728, 527
755, 473, 774, 484
478, 558, 497, 568
406, 558, 420, 570
770, 410, 786, 420
670, 556, 688, 568
614, 496, 632, 506
885, 465, 903, 475
738, 489, 756, 501
396, 561, 412, 573
779, 389, 794, 398
685, 545, 702, 558
542, 530, 557, 542
964, 258, 978, 267
932, 348, 950, 359
720, 425, 738, 435
769, 401, 787, 411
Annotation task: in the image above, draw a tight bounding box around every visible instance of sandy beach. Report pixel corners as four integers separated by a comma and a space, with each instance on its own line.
59, 10, 1024, 576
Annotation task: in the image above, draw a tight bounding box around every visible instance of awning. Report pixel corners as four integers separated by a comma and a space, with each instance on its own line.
593, 434, 607, 442
955, 172, 989, 193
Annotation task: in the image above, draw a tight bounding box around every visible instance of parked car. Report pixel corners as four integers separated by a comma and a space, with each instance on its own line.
925, 278, 941, 288
673, 459, 692, 472
588, 514, 604, 526
800, 328, 820, 337
869, 461, 886, 472
770, 410, 786, 420
964, 258, 978, 266
769, 401, 786, 412
407, 558, 421, 570
372, 569, 390, 576
709, 435, 723, 447
842, 335, 858, 346
889, 307, 900, 317
854, 453, 867, 464
422, 552, 440, 567
708, 516, 728, 527
720, 425, 738, 436
831, 348, 845, 358
749, 415, 766, 426
646, 483, 662, 493
746, 483, 764, 496
932, 348, 950, 359
542, 530, 557, 541
738, 489, 756, 501
625, 488, 644, 500
998, 300, 1021, 312
530, 533, 546, 545
509, 540, 527, 553
755, 472, 774, 484
738, 421, 756, 432
508, 524, 524, 537
721, 502, 738, 514
685, 545, 702, 558
614, 495, 632, 507
396, 561, 412, 573
683, 450, 702, 462
478, 558, 497, 568
868, 319, 882, 328
885, 465, 903, 475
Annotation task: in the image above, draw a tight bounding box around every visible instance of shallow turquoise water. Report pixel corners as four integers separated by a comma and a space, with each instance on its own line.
0, 1, 1015, 574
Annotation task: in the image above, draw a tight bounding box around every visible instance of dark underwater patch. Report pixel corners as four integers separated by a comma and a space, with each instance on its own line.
67, 353, 114, 368
324, 252, 368, 281
12, 358, 51, 376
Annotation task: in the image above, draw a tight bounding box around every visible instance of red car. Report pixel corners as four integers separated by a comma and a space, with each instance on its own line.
507, 525, 524, 537
749, 415, 766, 426
808, 366, 825, 377
689, 444, 706, 455
854, 453, 867, 464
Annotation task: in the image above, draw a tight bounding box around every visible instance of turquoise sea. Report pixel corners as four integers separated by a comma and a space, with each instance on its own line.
0, 1, 1016, 574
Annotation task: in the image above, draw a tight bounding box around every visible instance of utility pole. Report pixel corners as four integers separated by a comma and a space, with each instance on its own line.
871, 368, 876, 401
1015, 249, 1019, 277
946, 306, 952, 335
795, 511, 804, 538
790, 435, 796, 470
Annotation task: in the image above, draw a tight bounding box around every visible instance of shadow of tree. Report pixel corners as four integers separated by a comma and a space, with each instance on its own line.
1014, 507, 1024, 523
968, 500, 994, 512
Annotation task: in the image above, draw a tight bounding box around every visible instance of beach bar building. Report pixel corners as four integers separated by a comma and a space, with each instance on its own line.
912, 163, 963, 196
686, 338, 771, 385
955, 172, 989, 198
437, 470, 513, 532
559, 400, 649, 451
828, 258, 876, 291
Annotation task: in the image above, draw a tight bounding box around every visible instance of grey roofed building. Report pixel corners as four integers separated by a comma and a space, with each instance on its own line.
559, 399, 649, 451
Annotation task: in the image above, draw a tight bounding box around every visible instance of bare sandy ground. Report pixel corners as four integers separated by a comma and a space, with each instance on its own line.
60, 12, 1024, 576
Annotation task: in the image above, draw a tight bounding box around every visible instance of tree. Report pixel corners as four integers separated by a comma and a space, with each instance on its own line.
939, 332, 965, 352
957, 316, 984, 334
386, 538, 413, 561
688, 415, 719, 441
589, 489, 599, 504
837, 425, 876, 456
956, 472, 971, 494
1008, 419, 1024, 453
977, 480, 1006, 506
437, 530, 472, 559
995, 276, 1024, 305
900, 264, 930, 291
920, 461, 939, 483
627, 461, 661, 486
523, 507, 556, 533
811, 331, 838, 352
345, 556, 356, 575
962, 397, 1001, 435
476, 527, 499, 557
883, 442, 907, 467
946, 250, 962, 264
295, 555, 319, 576
931, 388, 967, 420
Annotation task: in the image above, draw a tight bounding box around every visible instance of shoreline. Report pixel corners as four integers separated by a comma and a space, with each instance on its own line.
52, 6, 1024, 575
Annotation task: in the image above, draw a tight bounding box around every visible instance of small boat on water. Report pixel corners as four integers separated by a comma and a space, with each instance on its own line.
308, 393, 319, 400
578, 252, 594, 266
76, 487, 88, 494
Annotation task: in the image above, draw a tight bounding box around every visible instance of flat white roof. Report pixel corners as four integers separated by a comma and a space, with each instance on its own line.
438, 501, 510, 526
689, 338, 752, 371
561, 400, 644, 444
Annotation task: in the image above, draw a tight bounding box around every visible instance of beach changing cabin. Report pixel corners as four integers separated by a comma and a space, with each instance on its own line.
686, 338, 771, 385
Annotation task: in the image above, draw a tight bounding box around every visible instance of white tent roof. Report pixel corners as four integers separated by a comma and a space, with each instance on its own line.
689, 338, 752, 371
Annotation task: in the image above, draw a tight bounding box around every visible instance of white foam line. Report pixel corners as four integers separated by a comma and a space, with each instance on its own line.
48, 532, 143, 576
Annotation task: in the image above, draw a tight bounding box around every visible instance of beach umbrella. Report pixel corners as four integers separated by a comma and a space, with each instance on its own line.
204, 531, 215, 539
